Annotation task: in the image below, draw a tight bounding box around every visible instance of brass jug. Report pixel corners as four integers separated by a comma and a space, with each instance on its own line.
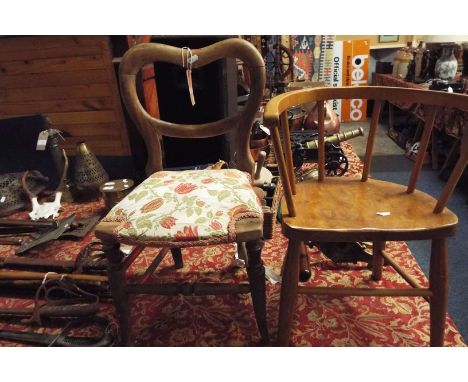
73, 142, 109, 198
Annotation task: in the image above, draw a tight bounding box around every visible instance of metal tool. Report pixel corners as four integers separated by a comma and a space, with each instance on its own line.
0, 316, 115, 347
0, 215, 75, 254
14, 214, 75, 254
0, 276, 99, 322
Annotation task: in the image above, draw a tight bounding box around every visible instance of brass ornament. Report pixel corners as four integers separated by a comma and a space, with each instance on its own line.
73, 142, 109, 198
99, 179, 134, 212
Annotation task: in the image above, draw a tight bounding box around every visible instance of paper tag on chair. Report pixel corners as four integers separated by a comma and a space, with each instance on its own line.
182, 47, 196, 107
376, 211, 391, 216
186, 68, 196, 106
188, 54, 198, 65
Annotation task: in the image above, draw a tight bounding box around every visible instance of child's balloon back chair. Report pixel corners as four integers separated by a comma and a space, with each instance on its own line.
263, 86, 468, 346
94, 38, 270, 345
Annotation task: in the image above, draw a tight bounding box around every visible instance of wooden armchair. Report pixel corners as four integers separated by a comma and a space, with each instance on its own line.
94, 38, 269, 345
263, 86, 468, 346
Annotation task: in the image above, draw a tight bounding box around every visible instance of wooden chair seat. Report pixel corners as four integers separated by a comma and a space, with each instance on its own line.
282, 177, 458, 241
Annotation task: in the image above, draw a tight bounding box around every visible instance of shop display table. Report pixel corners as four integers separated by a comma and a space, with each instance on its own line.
372, 73, 466, 172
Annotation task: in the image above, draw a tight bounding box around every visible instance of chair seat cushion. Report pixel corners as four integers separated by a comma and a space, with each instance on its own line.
102, 169, 263, 246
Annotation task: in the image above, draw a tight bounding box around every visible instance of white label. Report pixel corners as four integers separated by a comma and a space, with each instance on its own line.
265, 266, 281, 284
120, 245, 133, 255
0, 196, 5, 203
36, 130, 49, 151
376, 211, 391, 216
259, 124, 271, 136
188, 54, 198, 65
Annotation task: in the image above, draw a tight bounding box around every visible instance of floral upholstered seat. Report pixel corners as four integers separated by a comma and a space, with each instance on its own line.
103, 169, 263, 247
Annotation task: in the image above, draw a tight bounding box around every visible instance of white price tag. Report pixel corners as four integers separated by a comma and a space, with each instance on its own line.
36, 130, 49, 151
259, 124, 271, 136
188, 54, 198, 64
376, 211, 391, 216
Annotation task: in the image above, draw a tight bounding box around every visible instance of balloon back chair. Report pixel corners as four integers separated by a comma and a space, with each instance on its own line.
263, 86, 468, 346
94, 38, 270, 345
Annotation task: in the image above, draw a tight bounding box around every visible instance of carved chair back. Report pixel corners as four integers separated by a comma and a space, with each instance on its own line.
119, 38, 265, 175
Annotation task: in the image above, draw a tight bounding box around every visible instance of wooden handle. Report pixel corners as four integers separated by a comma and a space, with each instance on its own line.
0, 270, 107, 283
0, 219, 58, 228
0, 238, 23, 245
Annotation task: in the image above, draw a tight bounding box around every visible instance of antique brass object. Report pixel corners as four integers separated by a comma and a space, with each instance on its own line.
99, 179, 134, 212
73, 142, 109, 198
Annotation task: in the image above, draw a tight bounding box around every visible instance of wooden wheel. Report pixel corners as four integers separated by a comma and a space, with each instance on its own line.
265, 44, 294, 86
273, 44, 293, 80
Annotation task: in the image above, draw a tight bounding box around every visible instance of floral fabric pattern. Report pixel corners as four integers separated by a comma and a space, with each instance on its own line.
103, 169, 263, 246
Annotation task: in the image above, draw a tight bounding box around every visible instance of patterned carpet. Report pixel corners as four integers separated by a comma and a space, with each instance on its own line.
0, 143, 465, 346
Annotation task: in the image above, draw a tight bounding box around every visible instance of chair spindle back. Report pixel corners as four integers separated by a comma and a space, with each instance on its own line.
263, 86, 468, 217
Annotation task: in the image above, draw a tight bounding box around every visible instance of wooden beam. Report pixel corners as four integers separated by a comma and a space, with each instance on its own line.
298, 286, 432, 297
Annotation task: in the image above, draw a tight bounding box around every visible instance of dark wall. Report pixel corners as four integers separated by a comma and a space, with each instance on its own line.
0, 115, 55, 179
0, 115, 138, 187
150, 35, 231, 168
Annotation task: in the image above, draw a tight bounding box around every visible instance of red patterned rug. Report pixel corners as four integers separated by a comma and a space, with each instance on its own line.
0, 143, 465, 346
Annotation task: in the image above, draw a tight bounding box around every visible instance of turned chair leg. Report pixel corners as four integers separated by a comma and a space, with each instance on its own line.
429, 237, 449, 347
371, 241, 385, 281
277, 238, 301, 346
170, 248, 183, 269
102, 239, 131, 346
246, 239, 270, 345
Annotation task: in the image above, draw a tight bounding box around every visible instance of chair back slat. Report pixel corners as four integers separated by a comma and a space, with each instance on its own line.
271, 124, 296, 216
362, 99, 383, 181
407, 105, 437, 194
280, 110, 297, 194
434, 132, 468, 213
317, 101, 326, 182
